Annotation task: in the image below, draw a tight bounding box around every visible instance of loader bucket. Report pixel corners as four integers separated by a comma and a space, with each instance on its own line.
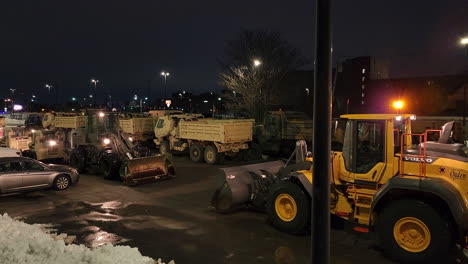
211, 160, 284, 212
120, 155, 175, 186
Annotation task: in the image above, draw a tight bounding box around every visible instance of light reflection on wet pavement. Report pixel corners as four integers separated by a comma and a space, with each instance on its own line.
0, 157, 403, 264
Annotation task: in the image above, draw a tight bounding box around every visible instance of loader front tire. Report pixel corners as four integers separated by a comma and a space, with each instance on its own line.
189, 144, 203, 162
267, 180, 310, 234
377, 199, 453, 264
204, 145, 218, 165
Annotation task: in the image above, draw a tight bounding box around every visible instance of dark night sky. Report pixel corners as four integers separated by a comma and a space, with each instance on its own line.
0, 0, 467, 104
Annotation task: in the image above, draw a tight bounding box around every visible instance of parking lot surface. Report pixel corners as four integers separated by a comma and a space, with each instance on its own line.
0, 157, 397, 264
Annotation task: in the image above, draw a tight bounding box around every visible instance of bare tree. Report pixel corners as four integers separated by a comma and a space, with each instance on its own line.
219, 30, 307, 123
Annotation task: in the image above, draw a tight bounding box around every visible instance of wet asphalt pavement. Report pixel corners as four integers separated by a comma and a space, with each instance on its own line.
0, 156, 397, 264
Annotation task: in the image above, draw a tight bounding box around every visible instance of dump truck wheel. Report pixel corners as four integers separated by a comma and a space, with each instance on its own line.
189, 144, 203, 162
159, 140, 169, 155
69, 151, 86, 173
204, 145, 218, 165
267, 180, 310, 234
377, 199, 453, 263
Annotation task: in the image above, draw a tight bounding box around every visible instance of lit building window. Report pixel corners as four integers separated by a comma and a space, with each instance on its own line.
362, 101, 365, 105
362, 85, 365, 90
361, 77, 365, 82
362, 93, 365, 97
362, 68, 366, 74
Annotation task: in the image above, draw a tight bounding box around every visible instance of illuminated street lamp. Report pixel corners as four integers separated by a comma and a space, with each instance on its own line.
45, 84, 53, 94
253, 59, 262, 67
461, 37, 468, 45
161, 71, 170, 99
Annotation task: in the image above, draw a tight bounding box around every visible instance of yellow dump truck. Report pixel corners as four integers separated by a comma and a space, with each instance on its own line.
154, 114, 254, 164
119, 117, 155, 142
42, 112, 86, 129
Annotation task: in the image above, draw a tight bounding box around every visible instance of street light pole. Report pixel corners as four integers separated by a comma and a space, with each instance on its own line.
91, 79, 99, 106
161, 71, 170, 99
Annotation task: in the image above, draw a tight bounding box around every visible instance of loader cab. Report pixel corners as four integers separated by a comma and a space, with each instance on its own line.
338, 114, 414, 184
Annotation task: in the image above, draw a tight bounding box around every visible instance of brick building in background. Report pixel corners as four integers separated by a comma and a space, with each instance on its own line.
335, 56, 467, 116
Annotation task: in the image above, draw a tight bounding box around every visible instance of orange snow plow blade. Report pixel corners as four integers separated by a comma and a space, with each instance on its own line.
120, 155, 175, 186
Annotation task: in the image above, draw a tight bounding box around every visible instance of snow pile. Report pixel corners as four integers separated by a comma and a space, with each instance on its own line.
0, 213, 174, 264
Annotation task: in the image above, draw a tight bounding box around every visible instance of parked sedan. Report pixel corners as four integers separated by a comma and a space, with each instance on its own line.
0, 157, 79, 193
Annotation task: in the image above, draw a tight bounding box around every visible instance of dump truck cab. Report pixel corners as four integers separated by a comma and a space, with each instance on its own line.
154, 114, 203, 139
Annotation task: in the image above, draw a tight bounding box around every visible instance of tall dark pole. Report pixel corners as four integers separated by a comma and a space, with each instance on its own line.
164, 75, 167, 99
312, 0, 332, 263
463, 44, 467, 130
94, 82, 97, 106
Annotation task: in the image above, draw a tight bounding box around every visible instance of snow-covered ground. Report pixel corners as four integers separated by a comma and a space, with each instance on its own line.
0, 214, 174, 264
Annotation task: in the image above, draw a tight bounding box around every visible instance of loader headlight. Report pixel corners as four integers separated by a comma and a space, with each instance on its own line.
31, 129, 36, 133
103, 138, 111, 145
48, 140, 57, 147
128, 137, 133, 142
410, 115, 417, 120
395, 116, 403, 121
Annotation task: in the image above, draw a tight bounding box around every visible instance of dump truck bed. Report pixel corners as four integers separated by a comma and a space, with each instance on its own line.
119, 117, 155, 134
54, 116, 86, 129
179, 119, 253, 144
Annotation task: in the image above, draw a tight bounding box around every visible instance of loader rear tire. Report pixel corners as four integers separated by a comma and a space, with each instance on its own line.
100, 155, 121, 180
377, 199, 453, 264
267, 180, 310, 234
204, 145, 218, 165
69, 151, 86, 173
189, 144, 203, 162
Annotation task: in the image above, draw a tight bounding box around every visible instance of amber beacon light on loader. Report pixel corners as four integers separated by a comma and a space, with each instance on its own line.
211, 114, 468, 263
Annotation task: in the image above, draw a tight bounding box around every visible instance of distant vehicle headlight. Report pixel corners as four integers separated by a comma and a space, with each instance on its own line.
128, 137, 133, 142
103, 138, 111, 145
48, 140, 57, 147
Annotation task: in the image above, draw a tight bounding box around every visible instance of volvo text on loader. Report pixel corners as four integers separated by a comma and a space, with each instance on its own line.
211, 114, 468, 263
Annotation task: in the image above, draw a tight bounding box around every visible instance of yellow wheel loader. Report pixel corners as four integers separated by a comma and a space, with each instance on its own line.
212, 114, 468, 263
68, 110, 175, 185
